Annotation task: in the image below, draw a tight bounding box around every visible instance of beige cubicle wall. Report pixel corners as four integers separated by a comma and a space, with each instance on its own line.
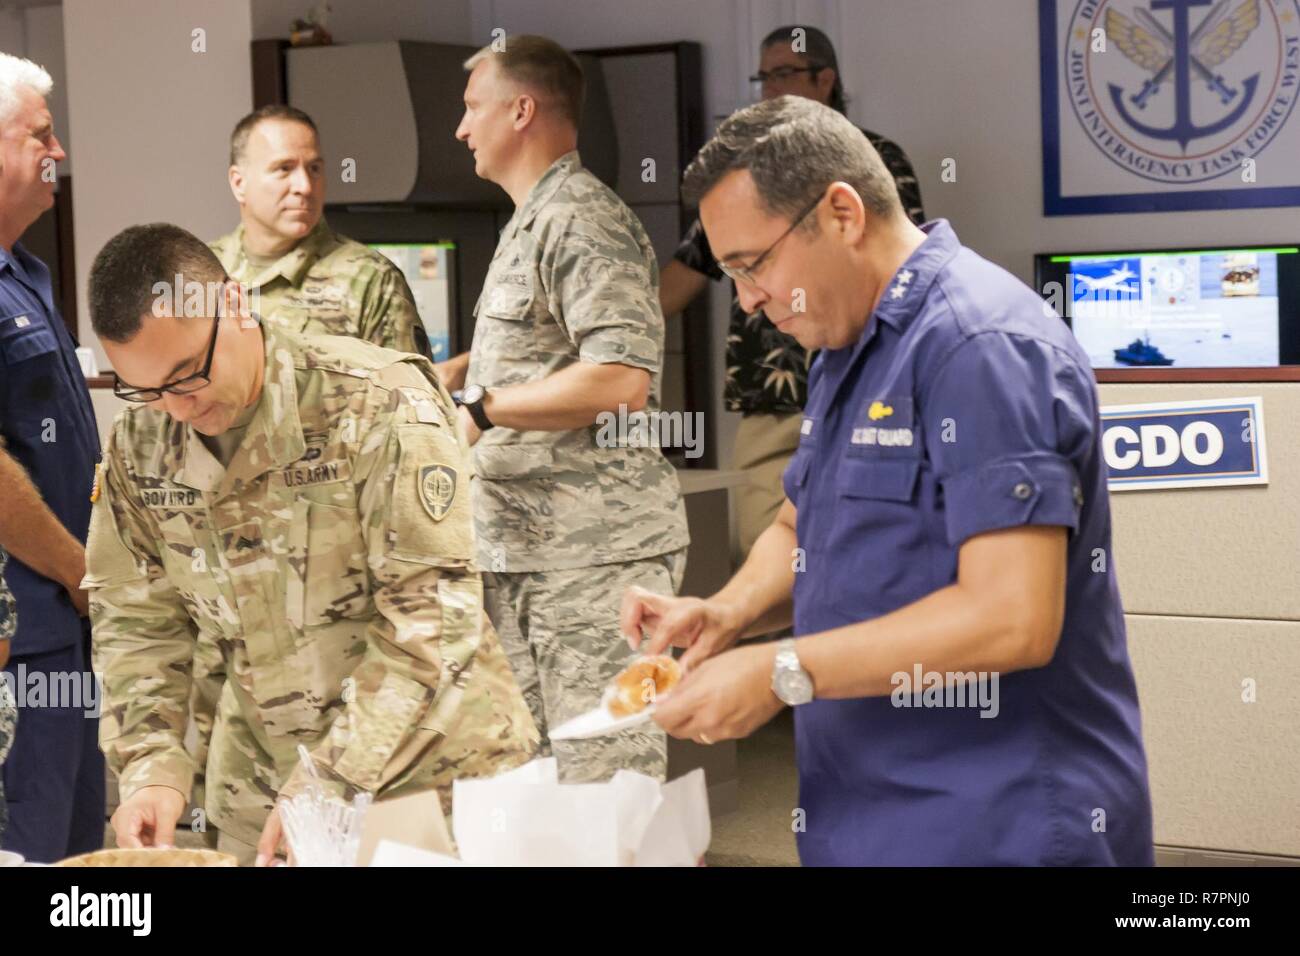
1100, 381, 1300, 862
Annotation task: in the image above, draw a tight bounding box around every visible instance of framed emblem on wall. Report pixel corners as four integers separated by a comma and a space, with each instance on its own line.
1040, 0, 1300, 214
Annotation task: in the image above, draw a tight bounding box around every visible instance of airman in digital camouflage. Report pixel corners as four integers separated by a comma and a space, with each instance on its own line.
82, 224, 536, 864
447, 37, 689, 783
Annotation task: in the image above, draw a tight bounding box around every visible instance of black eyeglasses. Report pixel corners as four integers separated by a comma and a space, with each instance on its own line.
716, 192, 824, 287
749, 65, 822, 84
113, 303, 223, 403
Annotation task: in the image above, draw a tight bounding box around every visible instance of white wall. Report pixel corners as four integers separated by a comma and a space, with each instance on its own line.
834, 0, 1296, 283
64, 0, 254, 373
252, 0, 473, 43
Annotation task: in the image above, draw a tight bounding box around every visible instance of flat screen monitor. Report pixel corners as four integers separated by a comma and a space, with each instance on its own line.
368, 242, 455, 361
1034, 245, 1300, 369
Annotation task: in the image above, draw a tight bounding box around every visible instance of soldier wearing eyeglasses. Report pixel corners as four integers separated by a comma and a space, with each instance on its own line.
660, 24, 925, 571
82, 224, 537, 865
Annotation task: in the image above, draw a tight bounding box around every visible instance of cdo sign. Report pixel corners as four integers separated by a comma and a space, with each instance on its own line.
1100, 397, 1268, 491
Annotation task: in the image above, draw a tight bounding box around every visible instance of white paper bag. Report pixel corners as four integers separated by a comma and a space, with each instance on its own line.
450, 758, 710, 866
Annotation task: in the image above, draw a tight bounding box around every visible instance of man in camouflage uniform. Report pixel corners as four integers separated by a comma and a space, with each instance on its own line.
449, 37, 689, 783
0, 549, 15, 843
211, 104, 430, 357
82, 224, 536, 864
200, 105, 435, 821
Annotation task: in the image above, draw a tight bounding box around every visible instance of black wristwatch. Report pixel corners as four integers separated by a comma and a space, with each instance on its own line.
461, 384, 494, 432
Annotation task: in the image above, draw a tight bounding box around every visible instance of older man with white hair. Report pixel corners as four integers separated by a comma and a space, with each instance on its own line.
0, 52, 104, 863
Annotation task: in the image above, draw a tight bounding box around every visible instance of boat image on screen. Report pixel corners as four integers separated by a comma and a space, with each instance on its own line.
1113, 336, 1174, 366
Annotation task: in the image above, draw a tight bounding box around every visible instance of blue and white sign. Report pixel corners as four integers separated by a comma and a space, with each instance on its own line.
1040, 0, 1300, 214
1100, 396, 1268, 489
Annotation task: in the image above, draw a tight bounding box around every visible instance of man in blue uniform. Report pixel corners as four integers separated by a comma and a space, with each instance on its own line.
622, 96, 1153, 866
0, 53, 103, 862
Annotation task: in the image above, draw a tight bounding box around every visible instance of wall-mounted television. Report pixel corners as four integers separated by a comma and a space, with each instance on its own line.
1034, 245, 1300, 379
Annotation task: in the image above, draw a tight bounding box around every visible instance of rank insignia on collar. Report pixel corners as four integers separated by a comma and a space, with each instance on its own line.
419, 464, 457, 521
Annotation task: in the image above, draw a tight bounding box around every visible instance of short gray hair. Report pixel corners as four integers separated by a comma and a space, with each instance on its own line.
463, 34, 584, 129
681, 96, 900, 226
0, 52, 52, 126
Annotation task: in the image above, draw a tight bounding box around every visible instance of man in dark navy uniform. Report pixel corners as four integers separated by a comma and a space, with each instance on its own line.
624, 96, 1153, 866
0, 53, 103, 863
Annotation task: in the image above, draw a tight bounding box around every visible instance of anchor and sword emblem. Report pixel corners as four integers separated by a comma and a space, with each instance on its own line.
1105, 0, 1261, 150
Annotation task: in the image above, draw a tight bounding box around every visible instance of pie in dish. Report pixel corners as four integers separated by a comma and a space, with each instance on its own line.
54, 848, 238, 867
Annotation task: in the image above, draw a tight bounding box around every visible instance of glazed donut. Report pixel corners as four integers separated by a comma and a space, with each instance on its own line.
607, 655, 681, 717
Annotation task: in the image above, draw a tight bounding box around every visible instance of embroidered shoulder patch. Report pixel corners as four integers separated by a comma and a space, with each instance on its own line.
418, 464, 457, 521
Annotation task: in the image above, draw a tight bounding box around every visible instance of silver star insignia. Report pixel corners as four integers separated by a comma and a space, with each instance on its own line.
898, 269, 914, 285
890, 283, 907, 300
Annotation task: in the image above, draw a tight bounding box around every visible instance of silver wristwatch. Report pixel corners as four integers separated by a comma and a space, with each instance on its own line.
771, 638, 814, 706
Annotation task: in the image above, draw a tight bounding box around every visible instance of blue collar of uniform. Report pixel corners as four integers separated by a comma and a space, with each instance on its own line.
0, 241, 31, 276
866, 218, 960, 337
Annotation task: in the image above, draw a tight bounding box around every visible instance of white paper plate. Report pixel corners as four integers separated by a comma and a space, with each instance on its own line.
549, 703, 655, 740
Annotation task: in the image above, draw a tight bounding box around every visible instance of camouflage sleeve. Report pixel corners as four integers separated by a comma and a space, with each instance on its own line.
279, 363, 480, 800
359, 262, 430, 359
187, 638, 223, 819
83, 426, 198, 803
545, 219, 663, 372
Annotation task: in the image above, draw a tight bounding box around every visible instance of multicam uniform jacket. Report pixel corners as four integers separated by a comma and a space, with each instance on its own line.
83, 328, 537, 844
211, 219, 430, 357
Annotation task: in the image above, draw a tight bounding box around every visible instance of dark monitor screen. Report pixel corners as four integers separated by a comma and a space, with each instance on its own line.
1034, 245, 1300, 369
368, 242, 455, 361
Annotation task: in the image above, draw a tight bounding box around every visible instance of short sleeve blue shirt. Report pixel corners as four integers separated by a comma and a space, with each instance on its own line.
0, 242, 100, 655
782, 221, 1153, 866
